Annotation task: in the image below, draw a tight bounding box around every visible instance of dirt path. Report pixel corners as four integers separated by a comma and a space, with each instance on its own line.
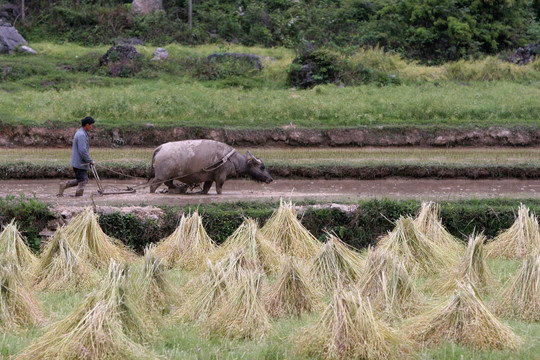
0, 178, 538, 207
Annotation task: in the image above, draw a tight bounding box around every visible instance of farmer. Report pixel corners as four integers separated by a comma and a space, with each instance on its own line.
57, 116, 96, 197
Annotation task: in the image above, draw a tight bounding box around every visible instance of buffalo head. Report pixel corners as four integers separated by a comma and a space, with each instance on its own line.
245, 151, 273, 184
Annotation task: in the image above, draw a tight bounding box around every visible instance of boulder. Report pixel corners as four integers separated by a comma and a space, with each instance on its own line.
99, 45, 141, 77
113, 37, 145, 46
206, 52, 263, 70
0, 19, 27, 54
151, 47, 168, 61
18, 45, 37, 54
506, 40, 540, 65
131, 0, 163, 16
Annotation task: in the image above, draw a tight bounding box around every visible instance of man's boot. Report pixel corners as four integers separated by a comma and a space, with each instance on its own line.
74, 180, 87, 197
58, 180, 77, 197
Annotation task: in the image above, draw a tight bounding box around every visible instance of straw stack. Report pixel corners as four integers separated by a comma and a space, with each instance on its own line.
209, 218, 281, 273
376, 216, 455, 276
62, 208, 135, 268
309, 233, 364, 293
0, 261, 45, 331
261, 199, 321, 259
265, 256, 322, 318
35, 227, 99, 291
136, 245, 181, 315
173, 259, 230, 323
486, 204, 540, 259
413, 201, 464, 256
295, 288, 411, 360
439, 233, 496, 294
357, 247, 422, 319
405, 281, 523, 350
155, 211, 215, 271
494, 253, 540, 321
15, 261, 158, 360
206, 269, 270, 340
0, 219, 37, 273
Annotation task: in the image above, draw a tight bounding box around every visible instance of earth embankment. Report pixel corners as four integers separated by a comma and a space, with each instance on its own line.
1, 125, 539, 147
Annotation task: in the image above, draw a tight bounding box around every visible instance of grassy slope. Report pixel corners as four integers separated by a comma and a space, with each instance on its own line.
0, 43, 539, 129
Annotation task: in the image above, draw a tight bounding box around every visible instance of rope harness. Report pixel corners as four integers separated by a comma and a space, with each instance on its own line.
90, 148, 237, 194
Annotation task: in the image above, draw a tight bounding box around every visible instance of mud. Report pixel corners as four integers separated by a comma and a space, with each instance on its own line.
1, 178, 538, 208
1, 125, 539, 148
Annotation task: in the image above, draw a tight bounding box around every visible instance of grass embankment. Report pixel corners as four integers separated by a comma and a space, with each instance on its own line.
1, 43, 539, 129
1, 147, 539, 180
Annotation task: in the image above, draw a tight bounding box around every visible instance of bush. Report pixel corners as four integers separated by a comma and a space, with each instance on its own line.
0, 195, 53, 252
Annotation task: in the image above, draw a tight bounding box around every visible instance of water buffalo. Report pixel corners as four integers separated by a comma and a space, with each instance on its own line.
149, 140, 273, 195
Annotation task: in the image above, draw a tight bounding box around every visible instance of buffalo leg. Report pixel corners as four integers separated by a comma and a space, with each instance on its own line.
149, 178, 163, 193
202, 181, 213, 194
215, 180, 225, 195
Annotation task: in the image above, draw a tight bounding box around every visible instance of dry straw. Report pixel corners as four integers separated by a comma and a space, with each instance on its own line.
62, 207, 135, 268
494, 253, 540, 322
309, 233, 364, 293
0, 261, 45, 331
439, 233, 497, 294
206, 269, 271, 340
295, 288, 412, 360
485, 203, 540, 259
209, 217, 281, 273
0, 219, 37, 274
265, 255, 322, 318
155, 211, 215, 271
15, 261, 158, 360
136, 244, 181, 315
376, 216, 455, 276
261, 199, 321, 259
413, 201, 464, 256
173, 259, 230, 323
35, 226, 99, 291
357, 247, 423, 319
404, 281, 523, 350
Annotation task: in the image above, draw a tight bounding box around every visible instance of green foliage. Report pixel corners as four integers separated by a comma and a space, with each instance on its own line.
15, 0, 540, 62
0, 195, 53, 252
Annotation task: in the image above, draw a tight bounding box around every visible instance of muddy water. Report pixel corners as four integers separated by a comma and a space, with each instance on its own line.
0, 178, 538, 207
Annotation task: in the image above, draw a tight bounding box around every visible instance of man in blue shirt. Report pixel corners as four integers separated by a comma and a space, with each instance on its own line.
58, 116, 96, 197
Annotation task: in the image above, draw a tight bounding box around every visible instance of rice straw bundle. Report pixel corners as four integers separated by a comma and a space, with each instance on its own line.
136, 245, 181, 315
309, 233, 364, 293
494, 253, 540, 321
413, 201, 464, 256
265, 256, 322, 318
209, 218, 282, 273
0, 261, 45, 331
173, 260, 230, 323
375, 216, 456, 276
486, 203, 540, 259
294, 288, 411, 360
404, 281, 523, 350
15, 261, 158, 360
439, 233, 497, 294
0, 219, 37, 273
63, 207, 135, 268
155, 211, 215, 271
261, 199, 321, 259
357, 247, 422, 319
35, 227, 99, 291
206, 269, 271, 340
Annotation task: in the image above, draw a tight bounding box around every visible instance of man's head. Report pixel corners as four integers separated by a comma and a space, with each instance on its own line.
81, 116, 95, 131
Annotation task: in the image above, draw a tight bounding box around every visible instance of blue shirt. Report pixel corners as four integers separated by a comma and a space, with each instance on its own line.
71, 128, 93, 170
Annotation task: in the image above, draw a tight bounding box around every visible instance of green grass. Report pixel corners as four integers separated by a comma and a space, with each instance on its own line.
1, 147, 539, 168
1, 43, 540, 130
0, 258, 538, 359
